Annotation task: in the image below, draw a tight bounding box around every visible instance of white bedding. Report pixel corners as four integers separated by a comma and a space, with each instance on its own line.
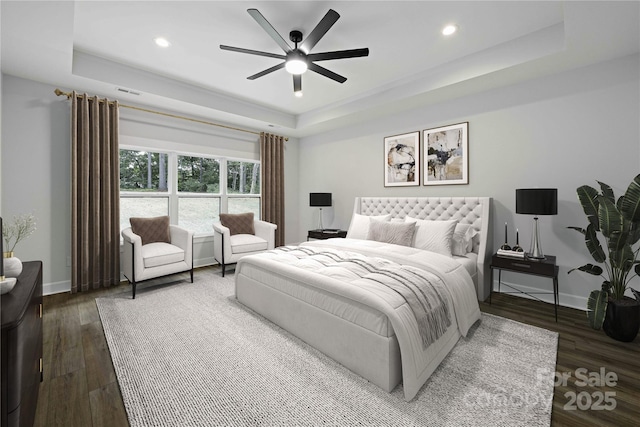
236, 238, 481, 400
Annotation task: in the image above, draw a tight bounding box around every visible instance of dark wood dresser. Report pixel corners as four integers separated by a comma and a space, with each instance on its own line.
1, 261, 43, 427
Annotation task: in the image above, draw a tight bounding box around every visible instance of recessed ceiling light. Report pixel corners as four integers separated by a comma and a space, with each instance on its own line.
294, 90, 303, 98
154, 37, 171, 48
442, 25, 457, 36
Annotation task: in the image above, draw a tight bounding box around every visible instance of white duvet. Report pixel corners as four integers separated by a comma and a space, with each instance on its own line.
237, 238, 481, 400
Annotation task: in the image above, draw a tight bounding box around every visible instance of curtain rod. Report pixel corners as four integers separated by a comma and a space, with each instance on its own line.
54, 89, 288, 141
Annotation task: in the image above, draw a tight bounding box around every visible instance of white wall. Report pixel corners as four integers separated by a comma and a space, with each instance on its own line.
1, 75, 71, 292
0, 74, 299, 294
296, 54, 640, 310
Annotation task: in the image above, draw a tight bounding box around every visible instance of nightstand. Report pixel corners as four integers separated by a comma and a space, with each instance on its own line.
307, 229, 347, 240
490, 254, 559, 322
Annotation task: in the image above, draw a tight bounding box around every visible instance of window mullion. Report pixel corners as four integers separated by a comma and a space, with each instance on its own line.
220, 158, 228, 214
168, 152, 179, 223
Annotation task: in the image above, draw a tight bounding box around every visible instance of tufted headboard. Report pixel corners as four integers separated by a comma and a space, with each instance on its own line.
353, 197, 493, 301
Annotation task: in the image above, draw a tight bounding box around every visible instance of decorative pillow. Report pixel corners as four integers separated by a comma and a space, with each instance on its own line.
404, 218, 458, 257
367, 220, 416, 247
130, 216, 171, 245
452, 223, 479, 256
346, 213, 391, 240
220, 212, 255, 236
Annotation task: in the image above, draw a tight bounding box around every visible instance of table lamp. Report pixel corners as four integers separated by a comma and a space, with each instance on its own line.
310, 193, 332, 231
516, 188, 558, 259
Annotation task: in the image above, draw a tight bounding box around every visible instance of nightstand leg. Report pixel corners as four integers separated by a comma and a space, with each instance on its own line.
498, 269, 502, 294
553, 276, 559, 322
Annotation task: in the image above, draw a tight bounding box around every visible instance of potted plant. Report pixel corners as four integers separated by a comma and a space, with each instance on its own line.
2, 213, 37, 278
568, 175, 640, 342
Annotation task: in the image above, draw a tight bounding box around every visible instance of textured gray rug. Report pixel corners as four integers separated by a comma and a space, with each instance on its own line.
96, 269, 558, 426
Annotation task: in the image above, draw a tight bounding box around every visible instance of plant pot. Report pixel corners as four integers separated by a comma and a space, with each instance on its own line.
602, 297, 640, 342
3, 251, 23, 278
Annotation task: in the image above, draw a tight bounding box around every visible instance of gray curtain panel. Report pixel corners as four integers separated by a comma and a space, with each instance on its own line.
260, 132, 285, 247
71, 92, 121, 293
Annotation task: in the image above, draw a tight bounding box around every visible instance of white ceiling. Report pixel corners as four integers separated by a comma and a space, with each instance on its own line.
2, 1, 639, 138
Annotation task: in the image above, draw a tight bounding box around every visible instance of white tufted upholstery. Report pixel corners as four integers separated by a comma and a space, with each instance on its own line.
354, 197, 493, 301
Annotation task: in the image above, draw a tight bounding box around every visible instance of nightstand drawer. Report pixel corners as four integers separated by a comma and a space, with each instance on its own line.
491, 255, 556, 277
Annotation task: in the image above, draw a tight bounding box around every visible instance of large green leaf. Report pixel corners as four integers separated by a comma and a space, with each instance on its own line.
567, 226, 586, 235
585, 223, 606, 263
621, 174, 640, 222
610, 242, 634, 273
568, 264, 603, 275
586, 289, 608, 330
598, 181, 616, 204
577, 185, 600, 230
598, 195, 623, 238
607, 230, 630, 262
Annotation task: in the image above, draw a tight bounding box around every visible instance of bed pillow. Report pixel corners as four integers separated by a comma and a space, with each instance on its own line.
130, 215, 171, 245
452, 223, 479, 256
367, 220, 416, 247
404, 218, 458, 256
346, 213, 391, 239
220, 212, 255, 236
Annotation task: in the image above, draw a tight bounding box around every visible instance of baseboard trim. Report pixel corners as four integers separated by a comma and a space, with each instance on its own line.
44, 280, 71, 296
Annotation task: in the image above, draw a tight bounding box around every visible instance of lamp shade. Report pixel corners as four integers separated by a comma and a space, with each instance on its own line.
516, 188, 558, 215
310, 193, 332, 207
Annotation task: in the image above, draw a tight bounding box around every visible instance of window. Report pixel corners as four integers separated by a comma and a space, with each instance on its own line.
177, 155, 221, 234
120, 149, 260, 236
120, 149, 169, 231
227, 161, 261, 219
120, 149, 169, 192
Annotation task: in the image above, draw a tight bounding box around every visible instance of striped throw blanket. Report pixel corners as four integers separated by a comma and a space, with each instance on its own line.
277, 246, 452, 349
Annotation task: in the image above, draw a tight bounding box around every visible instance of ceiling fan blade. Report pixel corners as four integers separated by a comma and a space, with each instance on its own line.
247, 9, 292, 53
293, 75, 302, 93
308, 63, 347, 83
220, 45, 286, 60
247, 62, 286, 80
307, 48, 369, 62
300, 9, 340, 54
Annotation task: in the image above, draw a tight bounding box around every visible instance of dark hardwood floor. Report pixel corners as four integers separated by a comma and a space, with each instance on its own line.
34, 267, 639, 426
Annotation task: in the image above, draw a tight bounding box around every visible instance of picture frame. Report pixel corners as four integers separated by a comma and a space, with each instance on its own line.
384, 131, 420, 187
423, 122, 468, 186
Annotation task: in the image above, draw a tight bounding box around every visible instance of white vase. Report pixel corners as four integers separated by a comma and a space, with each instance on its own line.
3, 252, 23, 278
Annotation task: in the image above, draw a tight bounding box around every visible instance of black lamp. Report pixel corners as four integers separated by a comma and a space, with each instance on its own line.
310, 193, 332, 230
516, 188, 558, 259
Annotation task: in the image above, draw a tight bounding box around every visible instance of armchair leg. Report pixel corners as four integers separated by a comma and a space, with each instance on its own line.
190, 268, 194, 283
132, 281, 137, 299
222, 262, 226, 277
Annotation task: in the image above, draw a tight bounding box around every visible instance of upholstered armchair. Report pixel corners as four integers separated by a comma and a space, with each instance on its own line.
213, 213, 277, 276
122, 216, 194, 298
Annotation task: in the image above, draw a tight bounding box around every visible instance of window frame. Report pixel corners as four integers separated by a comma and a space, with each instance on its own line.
119, 145, 261, 237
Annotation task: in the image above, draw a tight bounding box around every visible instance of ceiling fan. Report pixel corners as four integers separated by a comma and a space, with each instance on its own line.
220, 8, 369, 97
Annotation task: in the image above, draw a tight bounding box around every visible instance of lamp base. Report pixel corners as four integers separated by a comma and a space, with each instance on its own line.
528, 216, 545, 259
317, 207, 324, 231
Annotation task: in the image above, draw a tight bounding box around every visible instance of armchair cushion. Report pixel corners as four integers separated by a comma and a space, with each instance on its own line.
230, 234, 269, 254
130, 216, 171, 245
220, 212, 255, 236
142, 242, 185, 268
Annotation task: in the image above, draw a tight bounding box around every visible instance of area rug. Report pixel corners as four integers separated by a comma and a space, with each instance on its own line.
96, 269, 558, 426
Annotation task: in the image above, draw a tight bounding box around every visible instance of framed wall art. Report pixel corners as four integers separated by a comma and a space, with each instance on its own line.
424, 122, 468, 185
384, 131, 420, 187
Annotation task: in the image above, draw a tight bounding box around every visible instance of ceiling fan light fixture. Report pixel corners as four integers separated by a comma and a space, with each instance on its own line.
285, 59, 308, 75
285, 51, 308, 74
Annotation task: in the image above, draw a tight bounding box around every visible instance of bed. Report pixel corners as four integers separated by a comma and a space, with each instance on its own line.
235, 197, 493, 401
